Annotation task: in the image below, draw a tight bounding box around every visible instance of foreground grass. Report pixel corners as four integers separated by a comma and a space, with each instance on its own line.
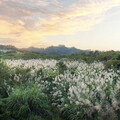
1, 59, 120, 120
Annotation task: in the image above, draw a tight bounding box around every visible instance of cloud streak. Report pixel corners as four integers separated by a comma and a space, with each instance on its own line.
0, 0, 120, 47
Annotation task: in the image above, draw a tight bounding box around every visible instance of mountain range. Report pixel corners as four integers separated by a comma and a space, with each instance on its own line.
22, 45, 89, 54
0, 45, 91, 54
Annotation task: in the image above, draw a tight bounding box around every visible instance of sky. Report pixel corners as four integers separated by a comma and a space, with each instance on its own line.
0, 0, 120, 50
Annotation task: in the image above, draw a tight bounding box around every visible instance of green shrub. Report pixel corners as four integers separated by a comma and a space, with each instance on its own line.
0, 60, 12, 98
0, 60, 10, 83
104, 60, 120, 71
56, 61, 67, 74
2, 83, 51, 120
13, 66, 32, 84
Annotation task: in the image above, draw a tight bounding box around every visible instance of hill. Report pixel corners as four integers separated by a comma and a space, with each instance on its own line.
0, 45, 17, 50
22, 45, 89, 54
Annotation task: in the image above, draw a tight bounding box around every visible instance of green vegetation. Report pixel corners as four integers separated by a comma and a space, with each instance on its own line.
1, 45, 120, 120
4, 83, 51, 120
0, 60, 66, 120
0, 59, 120, 120
0, 45, 120, 70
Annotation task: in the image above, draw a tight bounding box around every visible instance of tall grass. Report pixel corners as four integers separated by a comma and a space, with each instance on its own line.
0, 59, 120, 120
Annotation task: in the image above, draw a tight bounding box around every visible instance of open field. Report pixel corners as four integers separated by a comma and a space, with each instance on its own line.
1, 59, 120, 120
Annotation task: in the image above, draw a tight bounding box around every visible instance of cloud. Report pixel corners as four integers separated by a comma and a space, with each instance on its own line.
0, 0, 120, 47
0, 38, 12, 43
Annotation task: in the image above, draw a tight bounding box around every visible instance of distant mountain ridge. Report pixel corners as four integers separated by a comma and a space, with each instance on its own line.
22, 45, 89, 54
0, 45, 17, 50
0, 45, 90, 54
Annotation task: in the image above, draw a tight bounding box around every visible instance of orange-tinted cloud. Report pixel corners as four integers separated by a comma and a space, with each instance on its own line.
0, 0, 120, 48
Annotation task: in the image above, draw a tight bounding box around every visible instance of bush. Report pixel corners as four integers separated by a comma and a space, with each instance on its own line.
1, 83, 51, 120
56, 61, 67, 74
13, 66, 32, 84
0, 60, 11, 84
0, 60, 12, 98
104, 60, 120, 71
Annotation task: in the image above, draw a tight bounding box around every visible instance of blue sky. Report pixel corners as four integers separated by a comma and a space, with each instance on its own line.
0, 0, 120, 50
